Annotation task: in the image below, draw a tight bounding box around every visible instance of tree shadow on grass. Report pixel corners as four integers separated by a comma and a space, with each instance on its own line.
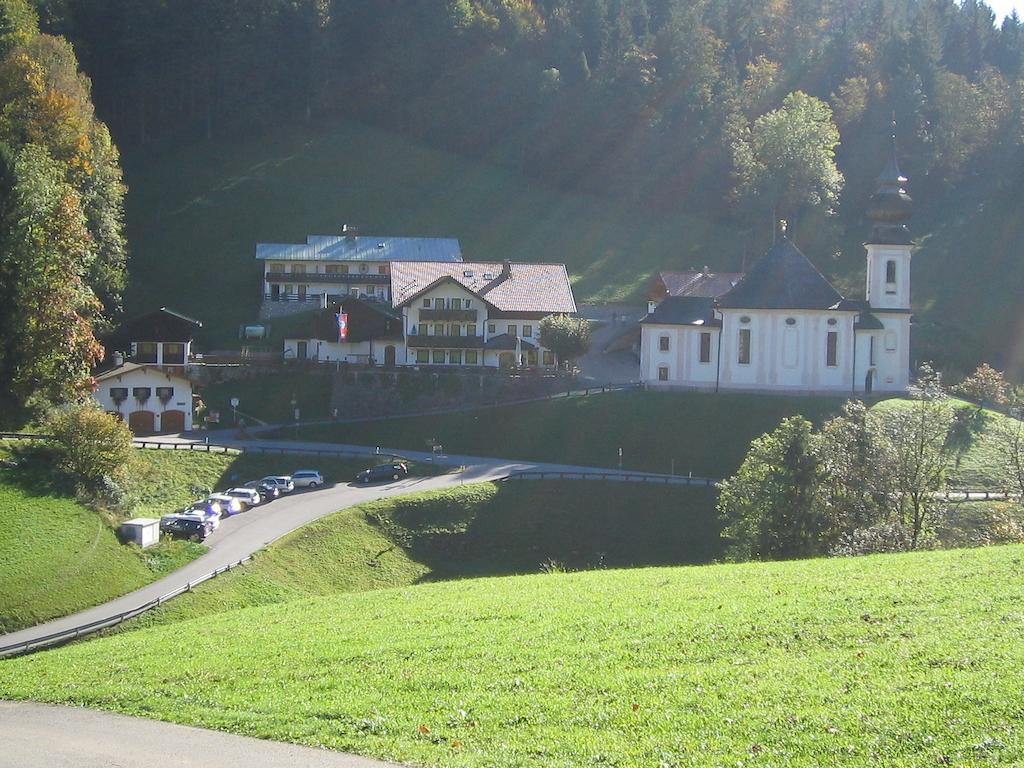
371, 481, 724, 583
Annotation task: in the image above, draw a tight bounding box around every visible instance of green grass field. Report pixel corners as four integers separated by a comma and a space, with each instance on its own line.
0, 461, 203, 633
111, 480, 720, 632
285, 389, 849, 476
121, 121, 742, 347
0, 445, 413, 633
871, 397, 1021, 488
4, 544, 1023, 766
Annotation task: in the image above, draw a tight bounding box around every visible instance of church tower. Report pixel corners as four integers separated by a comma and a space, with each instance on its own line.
864, 126, 913, 310
861, 124, 913, 391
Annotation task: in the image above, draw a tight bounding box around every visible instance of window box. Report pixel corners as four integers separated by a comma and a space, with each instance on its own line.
133, 387, 152, 402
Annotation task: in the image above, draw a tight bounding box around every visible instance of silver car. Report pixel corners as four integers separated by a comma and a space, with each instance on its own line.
225, 487, 262, 508
206, 494, 243, 518
291, 470, 323, 489
260, 476, 295, 493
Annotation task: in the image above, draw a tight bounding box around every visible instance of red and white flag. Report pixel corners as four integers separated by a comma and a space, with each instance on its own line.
336, 312, 348, 342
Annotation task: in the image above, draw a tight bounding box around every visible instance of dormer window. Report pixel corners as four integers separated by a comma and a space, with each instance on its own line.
483, 272, 494, 280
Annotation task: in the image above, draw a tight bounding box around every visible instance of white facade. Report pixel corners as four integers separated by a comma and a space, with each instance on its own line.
640, 243, 912, 395
92, 365, 194, 433
284, 281, 561, 369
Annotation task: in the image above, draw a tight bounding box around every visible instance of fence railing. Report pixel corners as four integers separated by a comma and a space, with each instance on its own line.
133, 439, 411, 464
503, 470, 718, 487
0, 557, 252, 659
0, 431, 51, 441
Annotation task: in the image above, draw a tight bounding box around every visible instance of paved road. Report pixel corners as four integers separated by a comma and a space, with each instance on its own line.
0, 436, 688, 654
0, 701, 400, 768
577, 303, 644, 386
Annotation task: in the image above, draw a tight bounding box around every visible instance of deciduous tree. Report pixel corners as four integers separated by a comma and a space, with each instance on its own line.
717, 416, 827, 560
539, 314, 592, 366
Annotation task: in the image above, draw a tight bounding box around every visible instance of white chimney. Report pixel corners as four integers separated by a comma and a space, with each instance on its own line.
112, 351, 125, 367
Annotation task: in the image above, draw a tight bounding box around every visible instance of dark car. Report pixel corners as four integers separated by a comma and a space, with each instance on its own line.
354, 462, 409, 483
244, 479, 281, 500
160, 514, 214, 541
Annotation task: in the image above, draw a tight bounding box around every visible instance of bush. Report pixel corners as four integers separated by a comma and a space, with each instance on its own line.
46, 404, 134, 491
830, 521, 921, 556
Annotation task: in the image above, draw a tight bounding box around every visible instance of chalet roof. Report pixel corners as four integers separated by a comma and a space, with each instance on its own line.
717, 240, 844, 310
113, 307, 202, 344
656, 270, 743, 299
390, 261, 577, 314
256, 235, 463, 263
640, 296, 719, 326
295, 298, 403, 343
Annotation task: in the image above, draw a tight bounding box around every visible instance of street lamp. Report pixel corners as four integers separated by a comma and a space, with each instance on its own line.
230, 397, 240, 426
291, 396, 300, 439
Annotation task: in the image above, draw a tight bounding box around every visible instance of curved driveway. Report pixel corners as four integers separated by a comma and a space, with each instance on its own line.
0, 435, 688, 654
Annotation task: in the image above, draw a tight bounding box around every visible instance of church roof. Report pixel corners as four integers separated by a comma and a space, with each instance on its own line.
641, 296, 719, 326
716, 240, 844, 311
655, 270, 743, 299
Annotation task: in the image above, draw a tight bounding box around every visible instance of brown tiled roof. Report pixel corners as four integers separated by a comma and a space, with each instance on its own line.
657, 271, 743, 299
390, 262, 576, 314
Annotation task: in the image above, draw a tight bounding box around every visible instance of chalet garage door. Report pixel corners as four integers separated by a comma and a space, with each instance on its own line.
128, 410, 155, 435
160, 410, 185, 434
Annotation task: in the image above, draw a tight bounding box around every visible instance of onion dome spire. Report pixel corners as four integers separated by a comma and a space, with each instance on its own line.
866, 117, 913, 244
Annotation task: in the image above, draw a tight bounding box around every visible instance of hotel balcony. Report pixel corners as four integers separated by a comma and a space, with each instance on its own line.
417, 308, 478, 322
264, 272, 390, 285
406, 334, 485, 349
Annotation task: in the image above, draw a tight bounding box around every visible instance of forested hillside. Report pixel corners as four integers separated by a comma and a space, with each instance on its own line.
0, 0, 126, 419
34, 0, 1024, 377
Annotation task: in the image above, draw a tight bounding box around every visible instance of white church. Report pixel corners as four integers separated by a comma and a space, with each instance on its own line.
640, 144, 914, 395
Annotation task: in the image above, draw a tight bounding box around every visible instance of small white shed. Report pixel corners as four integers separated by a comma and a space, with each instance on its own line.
120, 518, 161, 548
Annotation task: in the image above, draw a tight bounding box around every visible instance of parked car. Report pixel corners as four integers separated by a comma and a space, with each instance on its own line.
189, 497, 223, 518
225, 487, 262, 508
291, 470, 324, 489
207, 494, 244, 517
354, 463, 409, 483
243, 479, 281, 499
160, 513, 213, 541
260, 476, 295, 494
187, 502, 224, 529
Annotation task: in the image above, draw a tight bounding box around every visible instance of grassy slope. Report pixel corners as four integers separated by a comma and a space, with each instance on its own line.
115, 481, 720, 631
121, 121, 742, 348
871, 397, 1021, 488
0, 462, 202, 633
286, 389, 848, 476
200, 370, 334, 425
4, 545, 1023, 766
0, 446, 399, 633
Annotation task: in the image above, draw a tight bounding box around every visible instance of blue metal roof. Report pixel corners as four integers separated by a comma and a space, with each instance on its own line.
256, 235, 463, 263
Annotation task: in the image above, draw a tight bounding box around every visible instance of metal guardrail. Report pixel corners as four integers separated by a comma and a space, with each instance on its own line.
0, 431, 51, 440
0, 557, 252, 659
132, 440, 414, 466
503, 470, 718, 487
